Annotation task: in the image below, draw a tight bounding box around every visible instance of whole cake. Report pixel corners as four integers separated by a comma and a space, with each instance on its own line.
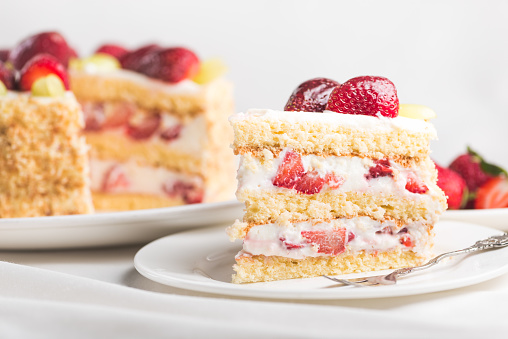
0, 34, 93, 217
227, 77, 447, 283
70, 43, 236, 211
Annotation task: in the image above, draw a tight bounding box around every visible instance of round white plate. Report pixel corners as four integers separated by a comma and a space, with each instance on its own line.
134, 221, 508, 300
442, 209, 508, 231
0, 200, 244, 250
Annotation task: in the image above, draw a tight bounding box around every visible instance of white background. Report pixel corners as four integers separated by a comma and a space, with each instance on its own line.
2, 0, 507, 167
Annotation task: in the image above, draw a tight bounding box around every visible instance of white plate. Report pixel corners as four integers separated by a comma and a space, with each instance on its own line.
442, 209, 508, 231
134, 221, 508, 300
0, 200, 244, 250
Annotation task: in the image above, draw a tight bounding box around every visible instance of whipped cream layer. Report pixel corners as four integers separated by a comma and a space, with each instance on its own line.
231, 109, 437, 136
90, 158, 204, 203
239, 217, 432, 260
238, 148, 441, 200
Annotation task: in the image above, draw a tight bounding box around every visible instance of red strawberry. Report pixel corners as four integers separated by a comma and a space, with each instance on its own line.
405, 172, 429, 194
366, 159, 393, 179
102, 165, 130, 192
0, 61, 15, 89
102, 102, 135, 129
475, 177, 508, 209
325, 173, 345, 189
279, 237, 305, 250
163, 181, 204, 204
284, 78, 340, 112
19, 54, 70, 91
95, 44, 128, 60
9, 32, 77, 69
119, 44, 162, 71
301, 228, 347, 255
272, 150, 305, 189
294, 170, 326, 194
449, 147, 504, 193
82, 102, 105, 131
160, 124, 183, 141
399, 234, 414, 248
126, 114, 161, 140
0, 49, 9, 62
435, 163, 467, 209
326, 76, 399, 118
137, 47, 200, 83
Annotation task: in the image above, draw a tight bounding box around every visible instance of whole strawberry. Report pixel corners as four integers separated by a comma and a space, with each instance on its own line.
435, 162, 467, 209
326, 76, 399, 118
284, 78, 340, 112
449, 147, 505, 193
95, 44, 128, 60
0, 61, 15, 89
137, 47, 200, 83
0, 49, 9, 62
119, 44, 162, 71
8, 32, 77, 69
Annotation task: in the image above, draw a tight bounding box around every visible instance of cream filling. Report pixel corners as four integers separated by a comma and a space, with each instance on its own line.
240, 217, 432, 260
89, 158, 203, 197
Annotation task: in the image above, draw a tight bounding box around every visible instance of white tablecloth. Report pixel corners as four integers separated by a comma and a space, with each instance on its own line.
1, 242, 508, 338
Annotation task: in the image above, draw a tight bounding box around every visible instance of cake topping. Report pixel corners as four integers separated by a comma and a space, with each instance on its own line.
0, 49, 9, 62
326, 76, 399, 118
192, 58, 228, 85
0, 81, 6, 96
69, 54, 120, 72
0, 61, 15, 90
137, 47, 200, 84
31, 74, 66, 97
398, 104, 436, 120
119, 44, 162, 72
95, 44, 128, 60
284, 77, 340, 112
8, 32, 77, 70
19, 54, 70, 91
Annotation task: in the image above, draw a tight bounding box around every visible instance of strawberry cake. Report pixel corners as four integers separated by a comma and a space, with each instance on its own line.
227, 76, 447, 283
0, 33, 93, 217
70, 43, 236, 211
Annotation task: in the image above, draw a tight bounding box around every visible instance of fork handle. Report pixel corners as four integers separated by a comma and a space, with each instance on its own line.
391, 233, 508, 278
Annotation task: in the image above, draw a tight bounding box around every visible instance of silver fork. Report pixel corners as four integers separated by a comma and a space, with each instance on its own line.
324, 232, 508, 287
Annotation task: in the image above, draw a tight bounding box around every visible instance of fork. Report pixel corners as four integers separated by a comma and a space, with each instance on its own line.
324, 232, 508, 287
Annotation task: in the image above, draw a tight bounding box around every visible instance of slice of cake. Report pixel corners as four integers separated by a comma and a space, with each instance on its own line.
227, 76, 447, 283
0, 43, 93, 217
70, 44, 236, 211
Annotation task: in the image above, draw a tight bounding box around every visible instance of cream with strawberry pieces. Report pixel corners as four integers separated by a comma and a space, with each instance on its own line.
228, 76, 446, 283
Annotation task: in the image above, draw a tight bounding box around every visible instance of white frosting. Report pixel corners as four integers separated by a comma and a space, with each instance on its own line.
230, 109, 437, 136
241, 217, 432, 260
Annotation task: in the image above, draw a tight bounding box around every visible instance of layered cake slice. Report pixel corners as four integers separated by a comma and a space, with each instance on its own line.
228, 76, 447, 283
0, 35, 93, 217
70, 44, 236, 211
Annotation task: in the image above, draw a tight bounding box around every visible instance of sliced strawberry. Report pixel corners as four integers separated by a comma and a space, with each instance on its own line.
325, 173, 345, 189
160, 124, 183, 141
137, 47, 200, 83
399, 234, 414, 248
95, 44, 128, 60
102, 165, 130, 192
9, 31, 77, 69
102, 102, 135, 129
435, 162, 467, 209
326, 76, 399, 118
366, 159, 393, 180
0, 61, 15, 89
284, 78, 340, 112
81, 102, 105, 131
405, 172, 429, 194
163, 181, 204, 204
301, 228, 347, 256
475, 177, 508, 209
272, 150, 305, 189
120, 44, 162, 71
126, 114, 161, 140
294, 170, 326, 195
376, 227, 393, 235
279, 237, 305, 250
19, 54, 70, 91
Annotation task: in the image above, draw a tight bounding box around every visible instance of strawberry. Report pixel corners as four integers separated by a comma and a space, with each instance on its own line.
82, 102, 105, 131
119, 44, 162, 71
126, 114, 161, 140
405, 172, 429, 194
9, 32, 77, 69
272, 150, 305, 189
163, 181, 204, 204
435, 163, 467, 209
301, 228, 347, 255
0, 61, 15, 89
279, 237, 305, 250
366, 159, 393, 179
399, 234, 414, 248
325, 173, 345, 189
160, 124, 182, 141
95, 44, 128, 60
294, 170, 326, 195
137, 47, 200, 83
19, 54, 70, 91
102, 165, 130, 192
0, 49, 9, 62
284, 78, 340, 112
475, 177, 508, 209
102, 102, 135, 129
326, 76, 399, 118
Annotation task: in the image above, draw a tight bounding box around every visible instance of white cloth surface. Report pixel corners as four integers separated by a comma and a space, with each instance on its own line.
1, 245, 508, 338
